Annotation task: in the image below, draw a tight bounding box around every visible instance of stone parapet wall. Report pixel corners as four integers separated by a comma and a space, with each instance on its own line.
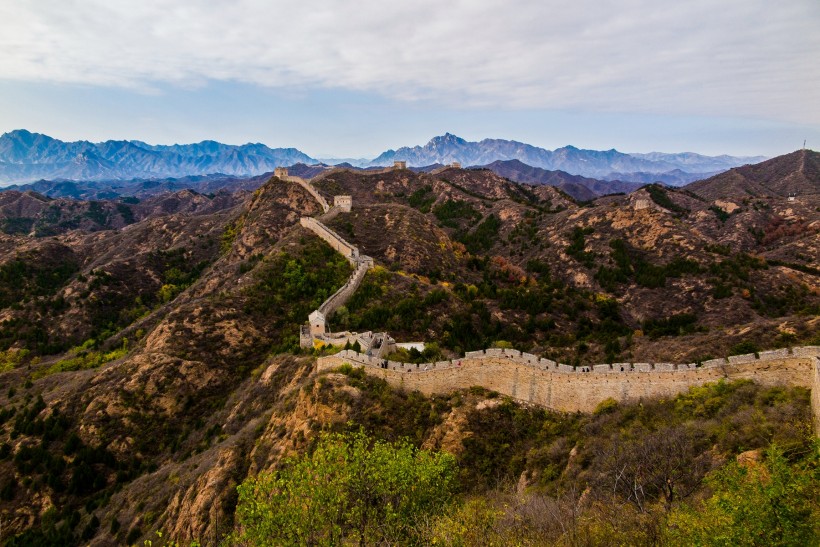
299, 217, 358, 262
317, 346, 820, 415
318, 258, 372, 318
299, 215, 374, 338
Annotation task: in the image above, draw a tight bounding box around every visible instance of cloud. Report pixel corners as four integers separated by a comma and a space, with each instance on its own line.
0, 0, 817, 123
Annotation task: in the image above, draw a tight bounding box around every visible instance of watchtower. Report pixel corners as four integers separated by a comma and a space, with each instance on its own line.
393, 161, 407, 170
334, 195, 353, 212
309, 310, 326, 336
274, 167, 289, 179
451, 161, 461, 169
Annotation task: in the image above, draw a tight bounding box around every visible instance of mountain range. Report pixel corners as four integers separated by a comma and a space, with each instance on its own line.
367, 133, 766, 180
0, 129, 315, 184
0, 130, 766, 186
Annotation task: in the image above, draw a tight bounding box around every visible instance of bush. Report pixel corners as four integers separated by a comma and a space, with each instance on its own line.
668, 444, 820, 546
642, 313, 700, 339
730, 340, 759, 356
645, 184, 688, 214
232, 431, 457, 545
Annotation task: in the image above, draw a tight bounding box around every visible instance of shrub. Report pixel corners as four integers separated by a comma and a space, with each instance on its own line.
232, 431, 457, 545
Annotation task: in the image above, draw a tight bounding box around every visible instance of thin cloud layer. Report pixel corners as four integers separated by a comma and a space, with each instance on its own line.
0, 0, 817, 123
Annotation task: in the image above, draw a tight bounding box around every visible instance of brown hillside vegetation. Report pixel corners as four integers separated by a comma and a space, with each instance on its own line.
0, 153, 817, 544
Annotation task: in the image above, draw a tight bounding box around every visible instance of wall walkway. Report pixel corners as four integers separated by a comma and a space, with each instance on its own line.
299, 215, 374, 343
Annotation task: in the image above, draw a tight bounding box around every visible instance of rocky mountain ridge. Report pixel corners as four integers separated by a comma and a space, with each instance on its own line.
0, 149, 816, 544
481, 159, 643, 200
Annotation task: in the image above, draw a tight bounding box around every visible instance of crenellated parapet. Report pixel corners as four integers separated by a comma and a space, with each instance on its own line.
319, 346, 819, 376
317, 347, 820, 423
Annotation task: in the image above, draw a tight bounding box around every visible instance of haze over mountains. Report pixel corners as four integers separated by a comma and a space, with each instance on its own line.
0, 130, 766, 187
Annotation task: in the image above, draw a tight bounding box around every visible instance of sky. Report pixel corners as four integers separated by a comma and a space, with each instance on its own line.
0, 0, 818, 158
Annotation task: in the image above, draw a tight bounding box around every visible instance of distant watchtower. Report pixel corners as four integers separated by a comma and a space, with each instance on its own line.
451, 161, 461, 169
393, 161, 407, 170
334, 195, 353, 212
274, 167, 289, 179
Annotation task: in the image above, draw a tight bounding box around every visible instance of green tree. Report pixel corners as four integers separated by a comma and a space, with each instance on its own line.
668, 443, 820, 546
232, 430, 457, 546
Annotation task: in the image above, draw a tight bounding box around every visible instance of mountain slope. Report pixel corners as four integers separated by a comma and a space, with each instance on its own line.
482, 159, 643, 200
686, 149, 819, 200
0, 151, 815, 545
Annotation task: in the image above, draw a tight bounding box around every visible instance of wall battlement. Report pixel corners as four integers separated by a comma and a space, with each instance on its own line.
317, 347, 820, 422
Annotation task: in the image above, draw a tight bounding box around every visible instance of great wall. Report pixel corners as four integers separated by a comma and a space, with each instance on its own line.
317, 347, 820, 432
274, 167, 394, 354
272, 163, 820, 433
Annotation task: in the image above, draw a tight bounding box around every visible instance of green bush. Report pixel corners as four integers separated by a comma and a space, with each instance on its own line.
232, 430, 457, 545
668, 444, 820, 546
645, 184, 688, 214
642, 313, 700, 339
408, 185, 435, 213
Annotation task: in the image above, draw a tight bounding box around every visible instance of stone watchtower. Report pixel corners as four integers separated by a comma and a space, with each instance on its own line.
333, 195, 353, 212
393, 161, 407, 170
451, 161, 461, 169
274, 167, 289, 179
309, 310, 326, 336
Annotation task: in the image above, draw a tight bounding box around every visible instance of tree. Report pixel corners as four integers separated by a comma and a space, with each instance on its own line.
595, 425, 710, 512
231, 430, 457, 546
668, 443, 820, 546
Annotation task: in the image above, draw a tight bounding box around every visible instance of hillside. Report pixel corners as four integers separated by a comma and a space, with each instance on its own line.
481, 159, 643, 200
686, 149, 819, 200
0, 152, 817, 544
0, 172, 273, 201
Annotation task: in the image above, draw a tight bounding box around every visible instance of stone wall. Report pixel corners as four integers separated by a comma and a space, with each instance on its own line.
299, 215, 374, 343
299, 217, 358, 262
318, 257, 373, 318
317, 346, 820, 416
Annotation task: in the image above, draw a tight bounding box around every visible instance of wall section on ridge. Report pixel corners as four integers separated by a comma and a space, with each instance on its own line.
317, 348, 820, 416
